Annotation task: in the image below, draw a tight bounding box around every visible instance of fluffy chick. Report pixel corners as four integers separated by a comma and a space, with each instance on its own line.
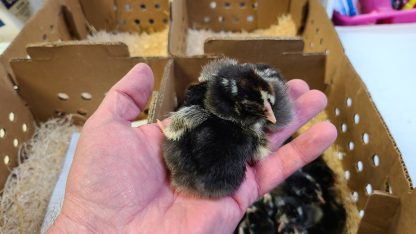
236, 157, 346, 234
162, 58, 292, 198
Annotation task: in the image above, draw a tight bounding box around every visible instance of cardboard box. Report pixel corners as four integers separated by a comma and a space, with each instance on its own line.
0, 0, 170, 84
169, 0, 299, 56
164, 0, 415, 233
0, 0, 414, 233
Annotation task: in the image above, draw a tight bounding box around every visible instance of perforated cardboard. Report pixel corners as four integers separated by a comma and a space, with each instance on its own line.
164, 0, 416, 233
0, 0, 415, 233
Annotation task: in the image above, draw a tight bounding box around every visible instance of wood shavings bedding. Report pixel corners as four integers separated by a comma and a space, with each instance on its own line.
0, 116, 81, 233
186, 15, 297, 56
297, 111, 360, 234
87, 27, 169, 57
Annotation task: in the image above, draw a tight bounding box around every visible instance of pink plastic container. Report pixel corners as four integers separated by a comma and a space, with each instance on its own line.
333, 0, 416, 26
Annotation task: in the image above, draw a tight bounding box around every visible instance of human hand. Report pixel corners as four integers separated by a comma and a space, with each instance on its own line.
48, 64, 336, 234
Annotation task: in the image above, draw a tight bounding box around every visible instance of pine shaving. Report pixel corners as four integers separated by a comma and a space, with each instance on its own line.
186, 15, 297, 56
0, 116, 81, 233
297, 111, 360, 234
87, 27, 169, 57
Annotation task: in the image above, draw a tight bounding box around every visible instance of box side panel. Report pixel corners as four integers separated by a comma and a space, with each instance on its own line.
297, 0, 416, 232
204, 38, 304, 56
78, 0, 117, 31
153, 59, 176, 121
186, 0, 289, 32
0, 0, 89, 83
296, 0, 345, 85
0, 66, 35, 189
169, 0, 188, 56
10, 43, 168, 122
79, 0, 169, 33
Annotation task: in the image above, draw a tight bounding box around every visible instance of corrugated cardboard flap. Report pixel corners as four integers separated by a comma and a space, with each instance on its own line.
204, 37, 304, 56
11, 42, 169, 122
0, 65, 35, 189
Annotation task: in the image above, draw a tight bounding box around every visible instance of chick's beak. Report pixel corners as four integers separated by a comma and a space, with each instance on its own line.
264, 101, 277, 124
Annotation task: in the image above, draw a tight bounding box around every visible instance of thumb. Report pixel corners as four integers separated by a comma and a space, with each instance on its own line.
93, 63, 154, 122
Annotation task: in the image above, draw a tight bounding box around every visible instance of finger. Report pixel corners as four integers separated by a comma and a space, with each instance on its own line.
94, 63, 154, 121
287, 79, 310, 100
256, 121, 337, 195
268, 90, 327, 151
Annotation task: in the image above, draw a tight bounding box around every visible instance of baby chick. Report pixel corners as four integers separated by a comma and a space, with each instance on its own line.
236, 157, 346, 234
161, 58, 293, 198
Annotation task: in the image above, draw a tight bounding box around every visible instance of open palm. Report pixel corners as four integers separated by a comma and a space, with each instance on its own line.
48, 64, 336, 234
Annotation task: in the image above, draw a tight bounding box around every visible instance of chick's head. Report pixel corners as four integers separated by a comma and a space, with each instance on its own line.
205, 63, 276, 126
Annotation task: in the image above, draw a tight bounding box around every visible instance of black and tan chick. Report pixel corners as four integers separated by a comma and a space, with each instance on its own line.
161, 58, 293, 198
236, 157, 346, 234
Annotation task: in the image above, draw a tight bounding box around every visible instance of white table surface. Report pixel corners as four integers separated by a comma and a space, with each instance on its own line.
336, 23, 416, 187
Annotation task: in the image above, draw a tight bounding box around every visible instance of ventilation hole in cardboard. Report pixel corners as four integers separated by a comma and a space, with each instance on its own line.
309, 42, 314, 48
77, 109, 88, 116
9, 112, 15, 122
346, 97, 352, 107
22, 123, 28, 133
315, 28, 320, 33
140, 3, 146, 10
0, 128, 5, 138
149, 19, 155, 24
13, 138, 19, 148
359, 210, 365, 218
163, 18, 168, 24
356, 161, 364, 172
4, 155, 10, 165
49, 24, 54, 31
351, 191, 359, 202
348, 141, 355, 151
58, 93, 69, 101
252, 2, 258, 8
42, 34, 47, 41
311, 19, 315, 25
240, 1, 246, 8
134, 19, 140, 25
204, 16, 211, 23
354, 113, 360, 124
372, 154, 380, 167
246, 15, 254, 22
81, 92, 92, 100
218, 16, 225, 22
335, 107, 340, 116
232, 16, 239, 23
154, 3, 160, 9
365, 183, 373, 195
341, 123, 347, 133
338, 152, 344, 160
224, 2, 231, 8
210, 1, 217, 9
55, 109, 65, 117
319, 38, 324, 45
362, 133, 369, 144
125, 3, 132, 12
144, 108, 149, 115
344, 170, 350, 180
